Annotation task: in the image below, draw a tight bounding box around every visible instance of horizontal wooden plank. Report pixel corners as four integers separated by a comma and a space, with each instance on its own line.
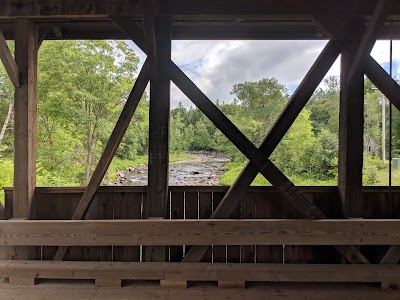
0, 261, 399, 283
0, 0, 400, 18
2, 186, 343, 193
4, 185, 400, 194
0, 219, 399, 246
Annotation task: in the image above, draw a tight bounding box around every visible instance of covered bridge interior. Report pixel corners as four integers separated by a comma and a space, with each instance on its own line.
1, 0, 400, 299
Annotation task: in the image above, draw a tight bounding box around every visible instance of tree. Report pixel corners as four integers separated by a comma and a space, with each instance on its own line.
231, 78, 287, 145
273, 109, 316, 177
307, 76, 340, 135
38, 40, 140, 184
0, 42, 14, 151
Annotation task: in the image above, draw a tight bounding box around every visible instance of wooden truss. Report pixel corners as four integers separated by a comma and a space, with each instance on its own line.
1, 0, 400, 272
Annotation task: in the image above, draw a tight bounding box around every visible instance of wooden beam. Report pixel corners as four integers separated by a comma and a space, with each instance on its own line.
52, 62, 149, 261
1, 219, 400, 246
13, 19, 38, 219
183, 41, 340, 262
111, 16, 146, 52
0, 30, 19, 87
0, 261, 399, 284
365, 56, 400, 111
380, 246, 400, 264
347, 0, 388, 87
168, 61, 368, 264
314, 16, 366, 218
338, 2, 387, 216
95, 278, 121, 288
0, 0, 399, 18
168, 61, 311, 205
338, 41, 365, 218
142, 1, 171, 263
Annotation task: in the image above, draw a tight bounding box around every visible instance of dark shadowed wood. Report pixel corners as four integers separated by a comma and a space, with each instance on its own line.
212, 192, 226, 263
347, 0, 388, 87
365, 57, 400, 111
181, 42, 339, 251
111, 16, 146, 52
198, 192, 213, 262
97, 193, 114, 261
240, 193, 256, 263
143, 12, 172, 262
1, 261, 400, 284
169, 191, 184, 262
0, 30, 19, 87
52, 61, 149, 261
171, 46, 366, 263
113, 192, 142, 262
13, 19, 38, 256
81, 194, 99, 261
206, 40, 340, 222
255, 192, 283, 263
227, 193, 241, 263
183, 191, 198, 259
338, 41, 365, 218
284, 192, 313, 264
13, 19, 38, 220
169, 61, 319, 218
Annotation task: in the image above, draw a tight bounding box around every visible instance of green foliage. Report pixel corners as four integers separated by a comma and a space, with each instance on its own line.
0, 158, 13, 204
311, 128, 338, 179
0, 39, 394, 190
273, 109, 316, 176
36, 40, 141, 185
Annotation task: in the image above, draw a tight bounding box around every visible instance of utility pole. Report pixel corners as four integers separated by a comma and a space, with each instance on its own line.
381, 95, 386, 164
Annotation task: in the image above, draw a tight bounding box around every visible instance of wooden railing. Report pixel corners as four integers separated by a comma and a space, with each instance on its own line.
1, 186, 399, 288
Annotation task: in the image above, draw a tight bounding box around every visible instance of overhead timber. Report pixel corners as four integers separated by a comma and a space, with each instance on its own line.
0, 1, 399, 40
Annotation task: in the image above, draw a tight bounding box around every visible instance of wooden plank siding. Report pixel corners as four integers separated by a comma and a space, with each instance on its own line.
3, 186, 400, 264
1, 261, 400, 284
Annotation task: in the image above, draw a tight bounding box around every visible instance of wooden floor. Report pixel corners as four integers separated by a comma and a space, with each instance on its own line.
0, 278, 399, 300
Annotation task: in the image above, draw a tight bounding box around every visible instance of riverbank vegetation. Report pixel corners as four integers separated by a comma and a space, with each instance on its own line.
0, 40, 397, 203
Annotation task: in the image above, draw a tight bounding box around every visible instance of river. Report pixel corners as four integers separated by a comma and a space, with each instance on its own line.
111, 152, 230, 186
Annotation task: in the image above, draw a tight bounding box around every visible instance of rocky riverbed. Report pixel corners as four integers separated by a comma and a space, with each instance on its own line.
109, 152, 230, 186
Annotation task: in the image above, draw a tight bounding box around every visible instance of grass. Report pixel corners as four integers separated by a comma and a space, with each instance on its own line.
372, 166, 400, 186
220, 160, 342, 186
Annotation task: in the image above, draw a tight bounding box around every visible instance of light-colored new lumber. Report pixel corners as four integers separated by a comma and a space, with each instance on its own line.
0, 219, 400, 246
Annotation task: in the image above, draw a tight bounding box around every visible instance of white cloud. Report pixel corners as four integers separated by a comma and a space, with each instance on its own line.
129, 39, 400, 108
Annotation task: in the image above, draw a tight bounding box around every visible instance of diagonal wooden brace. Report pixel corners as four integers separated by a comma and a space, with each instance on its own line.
0, 30, 20, 87
182, 40, 341, 262
316, 3, 399, 263
53, 61, 150, 261
112, 16, 369, 264
169, 61, 369, 264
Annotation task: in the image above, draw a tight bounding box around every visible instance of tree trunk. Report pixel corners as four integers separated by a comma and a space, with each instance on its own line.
0, 102, 13, 147
83, 126, 98, 185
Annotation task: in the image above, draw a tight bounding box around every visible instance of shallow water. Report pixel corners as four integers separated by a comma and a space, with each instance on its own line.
114, 152, 230, 186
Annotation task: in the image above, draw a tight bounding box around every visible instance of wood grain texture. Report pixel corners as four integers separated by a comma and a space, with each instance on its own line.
0, 30, 19, 87
1, 219, 400, 246
13, 18, 38, 219
1, 261, 400, 283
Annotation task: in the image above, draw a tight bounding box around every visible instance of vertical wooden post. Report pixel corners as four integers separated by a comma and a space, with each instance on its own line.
13, 19, 38, 219
145, 16, 171, 262
338, 42, 364, 217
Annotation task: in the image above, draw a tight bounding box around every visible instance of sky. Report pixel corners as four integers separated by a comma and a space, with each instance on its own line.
130, 40, 400, 108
